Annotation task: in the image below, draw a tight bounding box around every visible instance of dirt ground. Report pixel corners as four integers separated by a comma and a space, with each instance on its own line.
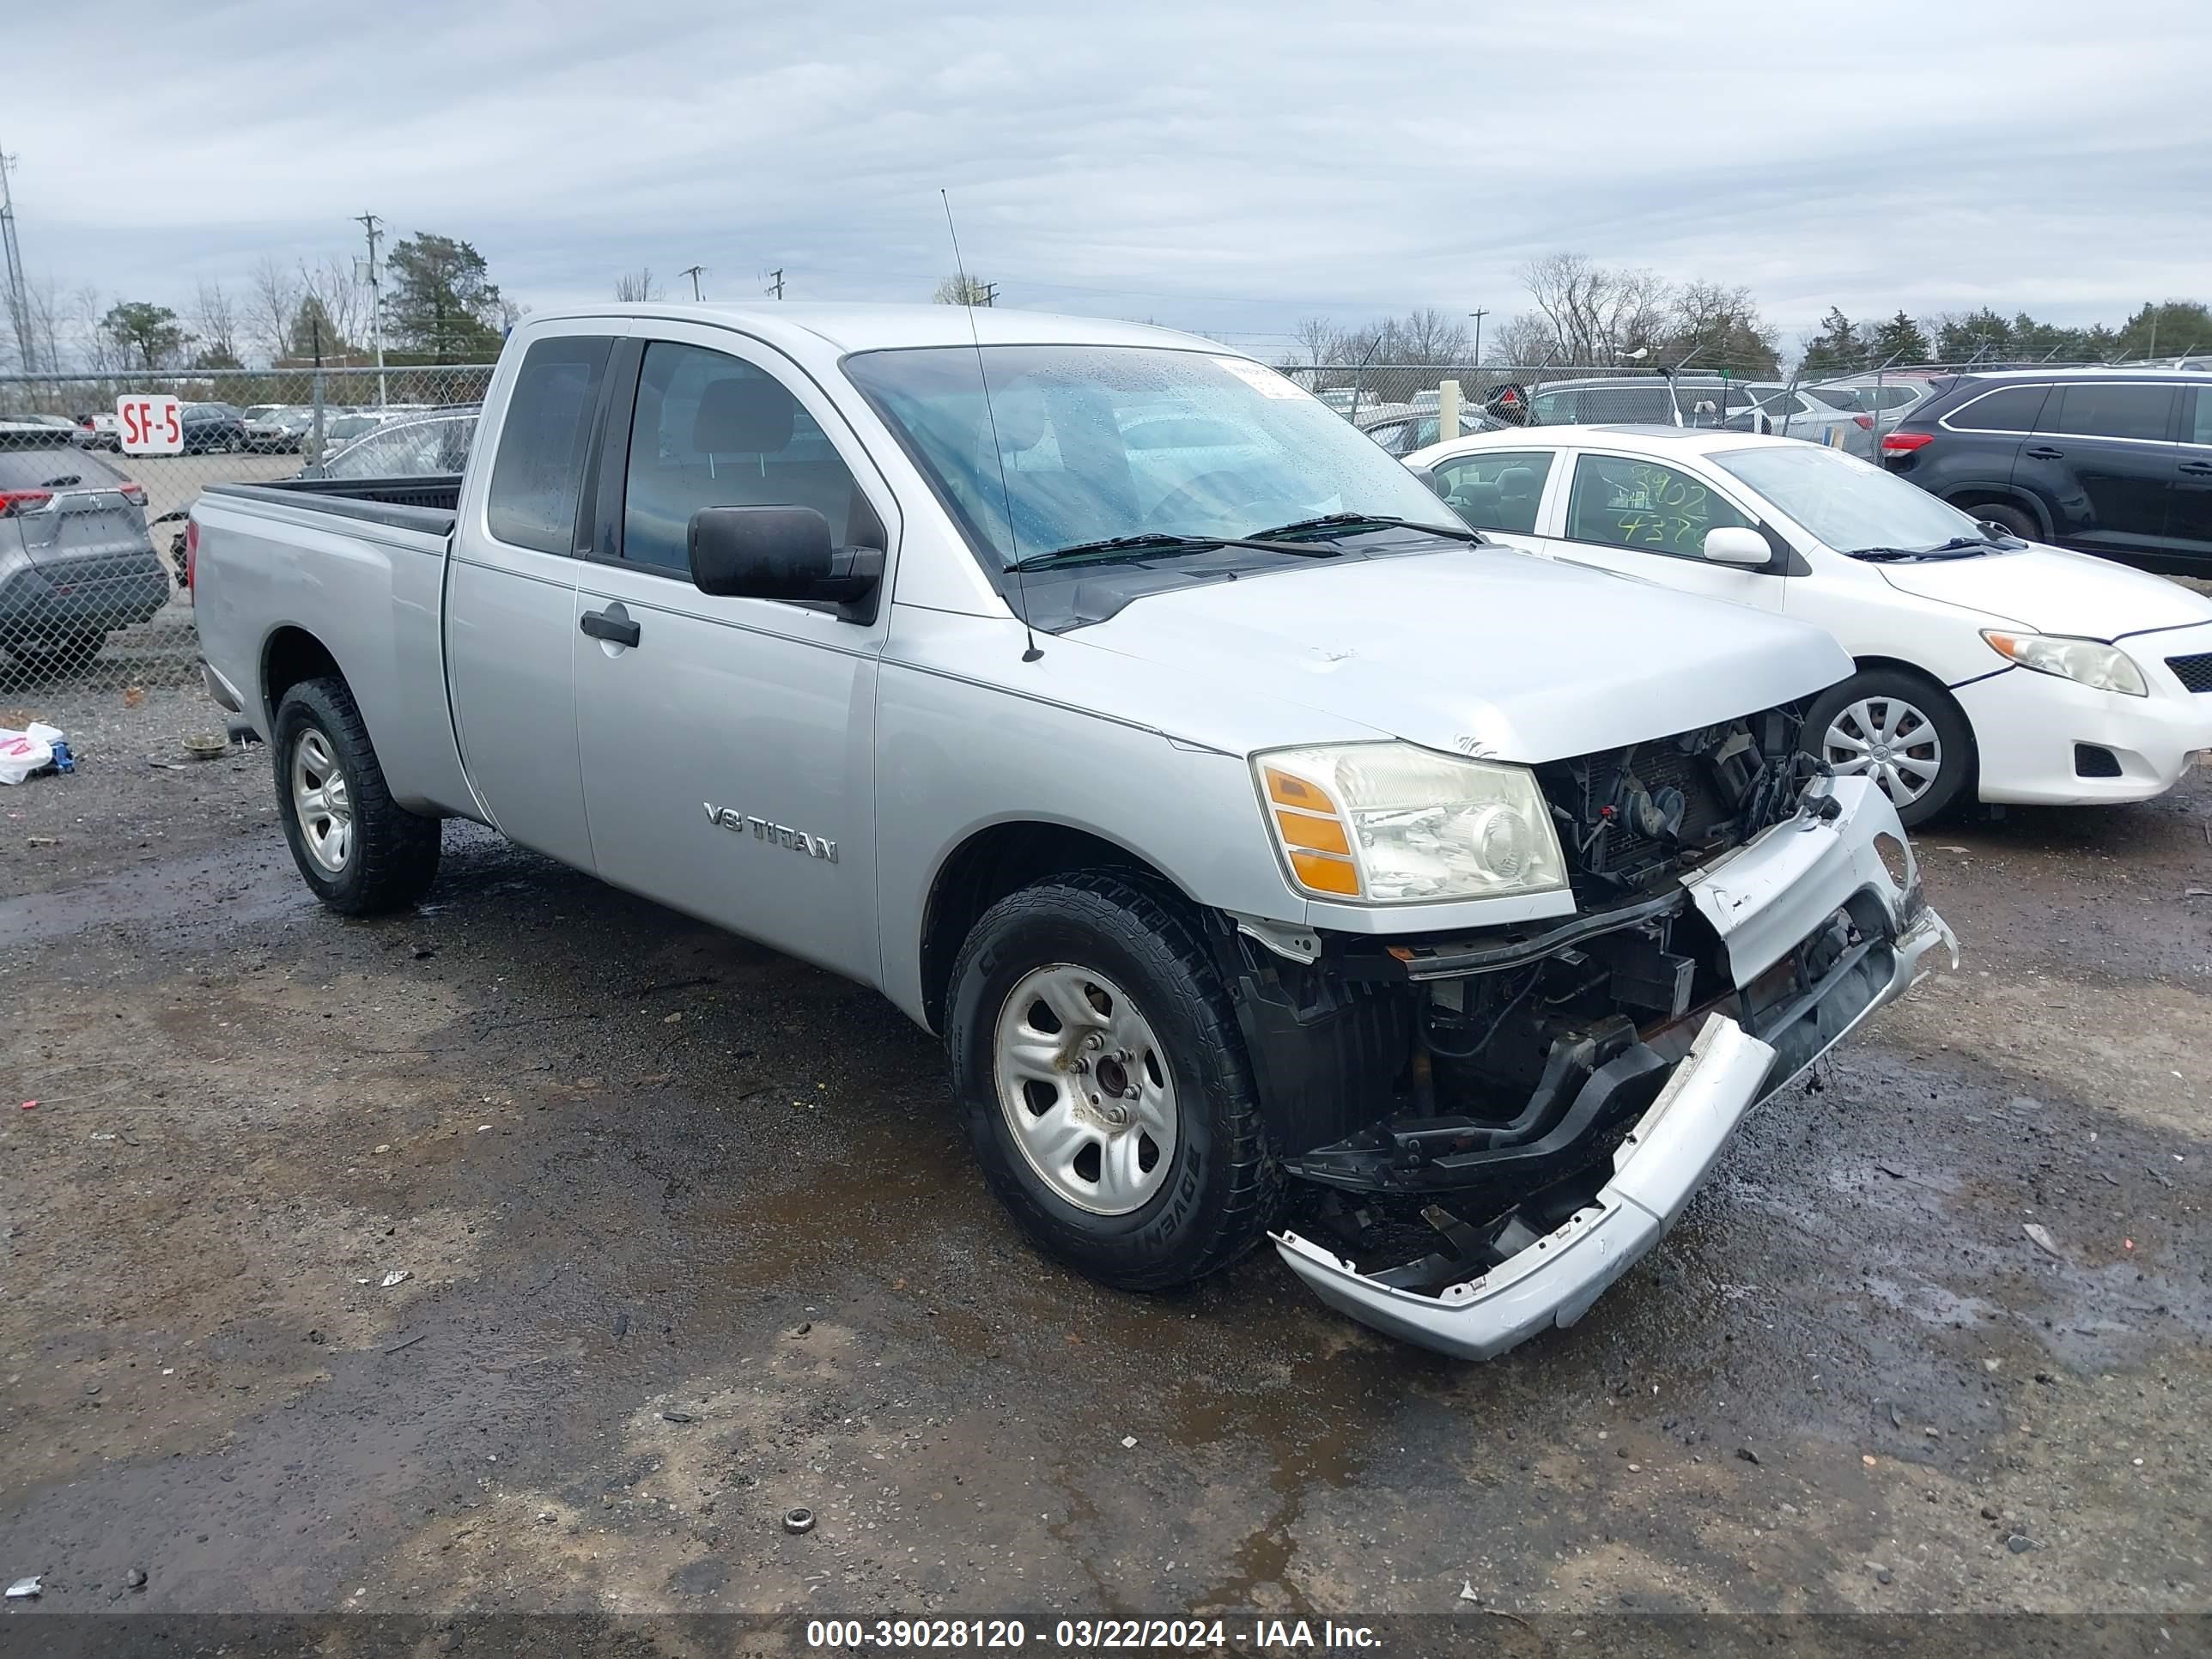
1, 684, 2207, 1642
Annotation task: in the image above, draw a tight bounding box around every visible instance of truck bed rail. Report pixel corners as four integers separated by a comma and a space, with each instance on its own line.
202, 477, 460, 538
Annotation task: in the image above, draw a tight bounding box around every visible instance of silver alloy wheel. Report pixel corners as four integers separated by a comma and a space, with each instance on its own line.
992, 963, 1178, 1217
289, 728, 354, 874
1822, 696, 1943, 808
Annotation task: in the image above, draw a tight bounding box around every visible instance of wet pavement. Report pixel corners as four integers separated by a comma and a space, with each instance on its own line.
1, 737, 2208, 1626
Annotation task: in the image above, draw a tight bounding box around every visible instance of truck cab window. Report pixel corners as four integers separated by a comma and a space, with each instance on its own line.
620, 342, 870, 575
485, 337, 613, 555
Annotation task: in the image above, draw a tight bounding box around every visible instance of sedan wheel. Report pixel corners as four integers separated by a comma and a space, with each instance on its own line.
993, 963, 1176, 1216
1821, 694, 1943, 810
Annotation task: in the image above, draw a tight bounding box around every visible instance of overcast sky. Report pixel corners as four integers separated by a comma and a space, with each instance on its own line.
7, 0, 2208, 356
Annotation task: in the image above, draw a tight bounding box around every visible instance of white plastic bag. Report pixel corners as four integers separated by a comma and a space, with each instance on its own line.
0, 722, 63, 786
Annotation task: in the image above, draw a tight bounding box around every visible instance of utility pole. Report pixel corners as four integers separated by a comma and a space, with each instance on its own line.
353, 212, 386, 407
1467, 307, 1488, 370
980, 282, 998, 307
0, 146, 36, 374
680, 264, 706, 301
766, 269, 785, 301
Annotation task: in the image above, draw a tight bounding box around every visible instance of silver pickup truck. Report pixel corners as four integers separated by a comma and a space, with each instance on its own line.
191, 304, 1954, 1358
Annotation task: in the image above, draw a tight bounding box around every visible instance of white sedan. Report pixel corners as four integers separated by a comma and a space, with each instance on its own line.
1405, 425, 2212, 826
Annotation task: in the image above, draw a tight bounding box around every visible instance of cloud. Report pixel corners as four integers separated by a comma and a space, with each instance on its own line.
4, 0, 2205, 350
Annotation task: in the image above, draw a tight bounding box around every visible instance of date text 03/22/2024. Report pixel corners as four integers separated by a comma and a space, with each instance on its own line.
805, 1619, 1382, 1650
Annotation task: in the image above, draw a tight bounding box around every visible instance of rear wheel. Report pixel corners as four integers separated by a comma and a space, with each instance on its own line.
945, 870, 1281, 1291
1960, 499, 2038, 540
273, 676, 441, 915
1802, 667, 1975, 828
3, 633, 103, 676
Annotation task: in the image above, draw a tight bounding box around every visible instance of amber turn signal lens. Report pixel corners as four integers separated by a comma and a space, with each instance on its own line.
1288, 849, 1359, 896
1265, 768, 1330, 810
1274, 809, 1350, 855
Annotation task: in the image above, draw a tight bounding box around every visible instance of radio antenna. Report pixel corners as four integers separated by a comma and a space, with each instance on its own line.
942, 190, 1041, 663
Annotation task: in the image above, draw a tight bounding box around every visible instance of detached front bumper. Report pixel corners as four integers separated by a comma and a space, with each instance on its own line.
1271, 775, 1956, 1360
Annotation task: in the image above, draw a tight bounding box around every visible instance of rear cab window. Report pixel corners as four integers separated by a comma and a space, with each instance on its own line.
485, 337, 615, 555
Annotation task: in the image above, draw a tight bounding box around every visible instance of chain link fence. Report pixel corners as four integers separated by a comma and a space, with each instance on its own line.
0, 365, 488, 768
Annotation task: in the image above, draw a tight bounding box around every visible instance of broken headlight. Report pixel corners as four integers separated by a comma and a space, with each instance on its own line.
1255, 742, 1568, 903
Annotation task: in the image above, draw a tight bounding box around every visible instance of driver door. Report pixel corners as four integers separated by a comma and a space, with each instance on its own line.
1538, 450, 1786, 614
569, 325, 900, 982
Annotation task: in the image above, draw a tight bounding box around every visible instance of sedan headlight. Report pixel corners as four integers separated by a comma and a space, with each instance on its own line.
1255, 743, 1568, 902
1981, 629, 2148, 696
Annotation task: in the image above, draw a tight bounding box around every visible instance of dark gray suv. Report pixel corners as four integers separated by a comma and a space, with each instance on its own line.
0, 443, 169, 674
1880, 369, 2212, 573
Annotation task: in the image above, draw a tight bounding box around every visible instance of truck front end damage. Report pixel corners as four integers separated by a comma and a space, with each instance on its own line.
1223, 709, 1955, 1360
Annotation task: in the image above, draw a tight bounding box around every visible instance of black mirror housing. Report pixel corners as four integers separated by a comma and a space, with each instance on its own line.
689, 505, 833, 599
688, 505, 885, 620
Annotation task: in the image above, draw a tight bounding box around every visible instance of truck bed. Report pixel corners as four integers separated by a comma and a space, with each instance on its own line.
201, 476, 461, 538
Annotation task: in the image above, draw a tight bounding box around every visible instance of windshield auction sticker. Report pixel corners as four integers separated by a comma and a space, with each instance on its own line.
1210, 356, 1305, 398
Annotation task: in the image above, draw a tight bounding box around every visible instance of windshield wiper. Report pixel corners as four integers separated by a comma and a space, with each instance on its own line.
1006, 532, 1342, 573
1845, 533, 2001, 563
1243, 512, 1480, 544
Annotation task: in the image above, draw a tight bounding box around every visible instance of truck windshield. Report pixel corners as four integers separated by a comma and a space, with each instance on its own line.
842, 345, 1455, 568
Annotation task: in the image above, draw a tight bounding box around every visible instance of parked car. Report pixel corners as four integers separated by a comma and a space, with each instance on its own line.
1730, 384, 1876, 454
179, 403, 250, 455
300, 410, 479, 480
0, 443, 169, 674
1407, 424, 2212, 825
244, 406, 316, 453
190, 304, 1951, 1361
77, 411, 122, 451
1358, 406, 1504, 457
1815, 372, 1949, 436
1879, 368, 2212, 574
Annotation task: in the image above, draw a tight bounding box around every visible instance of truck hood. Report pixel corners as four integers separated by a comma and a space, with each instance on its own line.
1072, 547, 1852, 763
1876, 544, 2212, 639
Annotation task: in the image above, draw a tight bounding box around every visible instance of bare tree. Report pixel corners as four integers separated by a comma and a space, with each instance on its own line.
614, 267, 661, 302
1660, 279, 1778, 373
1519, 253, 1669, 365
297, 255, 366, 352
1486, 311, 1560, 367
248, 255, 301, 365
193, 279, 243, 367
1285, 316, 1349, 368
70, 286, 125, 372
933, 274, 992, 306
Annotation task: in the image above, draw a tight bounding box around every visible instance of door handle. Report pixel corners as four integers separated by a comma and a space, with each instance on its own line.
579, 605, 641, 648
2023, 446, 2063, 460
2179, 460, 2212, 476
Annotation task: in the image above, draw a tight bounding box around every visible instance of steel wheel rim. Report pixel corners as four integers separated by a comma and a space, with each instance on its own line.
290, 728, 353, 874
992, 963, 1177, 1217
1823, 696, 1942, 808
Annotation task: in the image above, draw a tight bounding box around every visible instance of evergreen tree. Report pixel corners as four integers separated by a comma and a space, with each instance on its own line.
1799, 307, 1859, 375
1866, 311, 1930, 366
386, 234, 507, 362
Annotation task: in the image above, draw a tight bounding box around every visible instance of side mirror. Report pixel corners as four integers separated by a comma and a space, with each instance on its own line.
688, 506, 884, 611
1702, 526, 1771, 567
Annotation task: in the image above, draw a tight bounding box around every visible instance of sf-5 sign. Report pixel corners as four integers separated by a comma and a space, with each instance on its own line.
117, 394, 184, 456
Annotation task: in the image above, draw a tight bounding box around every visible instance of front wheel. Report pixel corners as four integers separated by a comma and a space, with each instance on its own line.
945, 871, 1281, 1291
1960, 500, 2038, 541
273, 676, 441, 915
1802, 667, 1976, 828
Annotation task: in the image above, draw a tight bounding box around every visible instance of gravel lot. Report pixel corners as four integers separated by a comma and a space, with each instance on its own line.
0, 681, 2207, 1641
